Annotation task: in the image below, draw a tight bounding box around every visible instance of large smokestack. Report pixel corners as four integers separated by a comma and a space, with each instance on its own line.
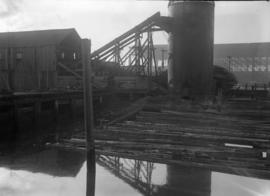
168, 1, 215, 98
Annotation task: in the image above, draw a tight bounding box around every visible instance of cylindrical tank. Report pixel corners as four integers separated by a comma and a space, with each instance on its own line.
168, 1, 215, 98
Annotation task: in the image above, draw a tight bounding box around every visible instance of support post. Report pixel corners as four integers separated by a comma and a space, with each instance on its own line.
33, 101, 41, 123
114, 43, 120, 65
227, 56, 231, 72
252, 57, 255, 82
267, 57, 270, 72
135, 33, 142, 74
146, 31, 152, 91
11, 103, 19, 142
53, 100, 59, 123
82, 39, 95, 196
8, 48, 14, 91
152, 47, 158, 76
69, 99, 76, 119
161, 49, 166, 70
147, 31, 151, 77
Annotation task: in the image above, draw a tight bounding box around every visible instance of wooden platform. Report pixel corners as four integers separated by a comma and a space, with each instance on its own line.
0, 90, 109, 105
49, 96, 270, 179
0, 88, 150, 107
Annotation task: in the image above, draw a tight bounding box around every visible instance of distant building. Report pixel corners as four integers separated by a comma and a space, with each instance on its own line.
155, 43, 270, 85
154, 44, 169, 72
214, 43, 270, 85
0, 28, 82, 92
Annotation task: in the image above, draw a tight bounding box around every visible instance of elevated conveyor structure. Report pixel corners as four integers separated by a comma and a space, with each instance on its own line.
91, 12, 172, 76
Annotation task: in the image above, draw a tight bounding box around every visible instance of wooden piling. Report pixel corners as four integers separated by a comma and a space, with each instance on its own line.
33, 101, 41, 123
11, 103, 19, 141
82, 38, 95, 196
53, 100, 59, 123
69, 99, 75, 119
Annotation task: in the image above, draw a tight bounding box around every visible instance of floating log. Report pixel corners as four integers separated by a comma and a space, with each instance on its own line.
48, 96, 270, 179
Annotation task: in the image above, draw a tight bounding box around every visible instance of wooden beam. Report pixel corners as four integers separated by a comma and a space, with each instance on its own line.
91, 12, 161, 58
58, 62, 82, 79
107, 97, 148, 126
82, 39, 95, 196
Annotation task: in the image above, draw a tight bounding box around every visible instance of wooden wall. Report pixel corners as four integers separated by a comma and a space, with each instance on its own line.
0, 45, 57, 92
36, 46, 57, 90
0, 31, 82, 92
56, 32, 82, 89
0, 48, 9, 91
13, 47, 37, 91
57, 32, 81, 74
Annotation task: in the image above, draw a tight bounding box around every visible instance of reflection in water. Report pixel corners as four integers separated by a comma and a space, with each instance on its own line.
157, 166, 211, 196
0, 165, 85, 196
97, 156, 166, 195
0, 162, 140, 196
212, 172, 270, 196
0, 149, 141, 196
0, 149, 270, 196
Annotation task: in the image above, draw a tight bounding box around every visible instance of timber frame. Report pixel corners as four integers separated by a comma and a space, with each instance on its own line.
91, 12, 172, 76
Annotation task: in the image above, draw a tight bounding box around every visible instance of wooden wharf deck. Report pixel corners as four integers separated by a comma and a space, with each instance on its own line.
0, 90, 110, 105
49, 97, 270, 179
0, 88, 149, 108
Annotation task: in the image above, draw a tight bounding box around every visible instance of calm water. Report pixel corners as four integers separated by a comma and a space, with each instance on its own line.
0, 148, 270, 196
1, 109, 270, 196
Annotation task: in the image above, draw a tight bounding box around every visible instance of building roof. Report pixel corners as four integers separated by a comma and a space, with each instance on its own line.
0, 28, 81, 48
214, 42, 270, 58
154, 42, 270, 60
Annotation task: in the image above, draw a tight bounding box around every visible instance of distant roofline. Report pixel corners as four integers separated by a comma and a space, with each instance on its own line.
214, 42, 270, 45
0, 28, 82, 48
154, 42, 270, 46
0, 28, 77, 34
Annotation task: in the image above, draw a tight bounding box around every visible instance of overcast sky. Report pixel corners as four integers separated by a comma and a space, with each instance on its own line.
0, 0, 270, 50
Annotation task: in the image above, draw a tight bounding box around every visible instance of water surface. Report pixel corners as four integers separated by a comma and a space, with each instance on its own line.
0, 149, 270, 196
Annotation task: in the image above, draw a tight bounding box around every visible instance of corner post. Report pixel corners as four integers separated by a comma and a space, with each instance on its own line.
81, 38, 95, 196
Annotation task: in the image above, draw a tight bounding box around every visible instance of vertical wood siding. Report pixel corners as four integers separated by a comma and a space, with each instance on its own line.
13, 47, 37, 91
36, 45, 56, 90
0, 45, 57, 91
0, 48, 9, 91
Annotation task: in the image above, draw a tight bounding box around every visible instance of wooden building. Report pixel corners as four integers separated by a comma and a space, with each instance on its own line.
0, 28, 82, 92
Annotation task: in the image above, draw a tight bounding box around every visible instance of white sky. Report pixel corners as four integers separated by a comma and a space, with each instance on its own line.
0, 0, 270, 50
